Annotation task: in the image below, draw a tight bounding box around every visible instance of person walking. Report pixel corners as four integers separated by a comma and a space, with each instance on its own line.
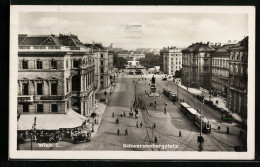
136, 121, 139, 128
117, 129, 120, 136
125, 129, 128, 136
179, 131, 182, 137
226, 127, 229, 134
154, 136, 157, 143
112, 112, 114, 117
153, 123, 156, 129
140, 122, 143, 128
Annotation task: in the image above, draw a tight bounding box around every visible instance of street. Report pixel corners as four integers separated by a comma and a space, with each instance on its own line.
19, 69, 245, 151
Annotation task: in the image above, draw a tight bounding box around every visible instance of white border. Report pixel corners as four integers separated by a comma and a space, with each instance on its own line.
9, 5, 255, 160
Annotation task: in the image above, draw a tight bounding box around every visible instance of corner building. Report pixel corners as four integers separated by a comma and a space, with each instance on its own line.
161, 47, 182, 75
182, 42, 214, 90
18, 34, 95, 117
227, 37, 248, 118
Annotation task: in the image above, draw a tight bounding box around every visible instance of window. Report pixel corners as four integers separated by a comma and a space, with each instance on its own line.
66, 78, 69, 93
66, 60, 68, 68
22, 83, 29, 95
37, 104, 43, 113
22, 60, 28, 69
37, 83, 43, 95
23, 104, 29, 112
235, 65, 238, 73
51, 83, 57, 95
101, 61, 103, 65
73, 60, 79, 68
36, 60, 42, 69
100, 76, 103, 79
101, 68, 104, 73
51, 104, 58, 112
241, 66, 243, 74
51, 60, 57, 69
101, 54, 103, 58
101, 81, 103, 85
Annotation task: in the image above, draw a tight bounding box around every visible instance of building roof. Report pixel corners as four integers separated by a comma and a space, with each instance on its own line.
18, 34, 86, 47
182, 42, 215, 53
229, 36, 248, 51
84, 43, 107, 51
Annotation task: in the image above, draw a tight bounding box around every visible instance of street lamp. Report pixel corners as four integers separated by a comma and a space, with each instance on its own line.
164, 103, 167, 114
31, 116, 36, 150
104, 90, 107, 104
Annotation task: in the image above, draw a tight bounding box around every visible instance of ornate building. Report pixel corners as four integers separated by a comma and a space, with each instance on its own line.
161, 46, 182, 75
227, 37, 248, 118
182, 42, 214, 90
211, 44, 233, 99
17, 34, 95, 118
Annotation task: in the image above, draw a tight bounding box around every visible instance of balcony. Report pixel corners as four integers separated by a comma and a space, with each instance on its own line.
17, 95, 34, 102
40, 95, 63, 100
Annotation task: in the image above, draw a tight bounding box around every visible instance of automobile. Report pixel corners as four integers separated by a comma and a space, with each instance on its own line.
99, 98, 106, 102
73, 133, 91, 143
162, 78, 167, 81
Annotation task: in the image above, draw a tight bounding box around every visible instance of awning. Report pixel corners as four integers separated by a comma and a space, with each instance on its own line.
17, 109, 87, 130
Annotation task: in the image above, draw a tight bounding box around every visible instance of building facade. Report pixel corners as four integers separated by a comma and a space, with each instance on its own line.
227, 37, 248, 117
18, 34, 95, 117
211, 45, 233, 98
85, 43, 112, 90
161, 47, 182, 75
182, 42, 214, 90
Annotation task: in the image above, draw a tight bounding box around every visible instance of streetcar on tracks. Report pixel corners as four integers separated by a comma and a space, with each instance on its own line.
180, 103, 211, 133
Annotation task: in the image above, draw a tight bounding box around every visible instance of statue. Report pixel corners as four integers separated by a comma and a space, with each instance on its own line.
152, 75, 156, 84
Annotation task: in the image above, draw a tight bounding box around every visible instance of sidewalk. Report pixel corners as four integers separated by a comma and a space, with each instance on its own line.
88, 84, 115, 137
177, 83, 244, 125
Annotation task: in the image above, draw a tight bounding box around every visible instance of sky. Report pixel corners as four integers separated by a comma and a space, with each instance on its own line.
19, 12, 248, 49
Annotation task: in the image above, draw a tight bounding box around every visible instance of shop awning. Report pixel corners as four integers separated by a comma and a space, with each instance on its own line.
17, 109, 87, 130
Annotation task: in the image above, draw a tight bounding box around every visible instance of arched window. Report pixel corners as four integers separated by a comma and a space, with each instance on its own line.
72, 75, 80, 91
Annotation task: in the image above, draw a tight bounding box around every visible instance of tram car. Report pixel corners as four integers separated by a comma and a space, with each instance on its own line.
169, 92, 177, 102
180, 103, 211, 133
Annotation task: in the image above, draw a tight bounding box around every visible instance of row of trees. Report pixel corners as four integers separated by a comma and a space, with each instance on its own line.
139, 53, 163, 70
113, 52, 127, 69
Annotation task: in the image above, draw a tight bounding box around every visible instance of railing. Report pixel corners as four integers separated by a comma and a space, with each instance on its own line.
18, 46, 91, 52
40, 96, 63, 100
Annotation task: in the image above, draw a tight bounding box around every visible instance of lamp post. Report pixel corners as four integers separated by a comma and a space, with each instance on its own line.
31, 116, 36, 151
164, 103, 167, 114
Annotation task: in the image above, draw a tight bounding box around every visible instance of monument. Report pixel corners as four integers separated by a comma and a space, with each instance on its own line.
148, 75, 160, 97
150, 75, 156, 93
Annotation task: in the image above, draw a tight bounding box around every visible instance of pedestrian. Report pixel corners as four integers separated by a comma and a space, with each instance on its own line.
112, 112, 114, 117
125, 129, 128, 136
179, 131, 182, 137
154, 136, 157, 143
154, 101, 157, 108
136, 121, 139, 128
218, 124, 221, 130
117, 129, 120, 136
239, 130, 243, 137
153, 123, 156, 129
140, 122, 143, 128
226, 127, 229, 134
94, 118, 96, 124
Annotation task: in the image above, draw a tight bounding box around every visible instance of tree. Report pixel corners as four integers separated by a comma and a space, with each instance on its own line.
113, 52, 127, 69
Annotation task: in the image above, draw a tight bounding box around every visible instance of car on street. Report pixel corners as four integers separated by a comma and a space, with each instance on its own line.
162, 77, 167, 81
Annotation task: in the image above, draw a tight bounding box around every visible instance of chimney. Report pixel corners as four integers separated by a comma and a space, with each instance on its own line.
207, 42, 210, 46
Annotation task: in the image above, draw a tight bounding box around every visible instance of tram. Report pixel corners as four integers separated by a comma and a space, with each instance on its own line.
180, 103, 211, 133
